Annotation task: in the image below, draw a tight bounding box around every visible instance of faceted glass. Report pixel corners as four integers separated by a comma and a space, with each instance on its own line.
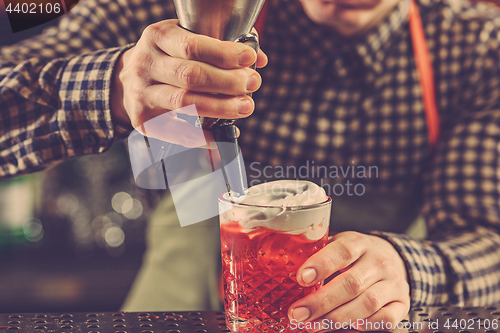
219, 194, 331, 333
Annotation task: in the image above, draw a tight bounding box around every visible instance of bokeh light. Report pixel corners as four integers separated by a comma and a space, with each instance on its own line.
111, 192, 132, 214
103, 226, 125, 247
22, 218, 44, 242
123, 199, 143, 220
121, 198, 134, 214
56, 194, 79, 216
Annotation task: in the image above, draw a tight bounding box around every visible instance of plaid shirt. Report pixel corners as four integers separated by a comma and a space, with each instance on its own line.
1, 0, 500, 307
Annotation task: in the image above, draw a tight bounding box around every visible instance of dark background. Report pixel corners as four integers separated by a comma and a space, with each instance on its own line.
0, 10, 149, 313
0, 141, 148, 313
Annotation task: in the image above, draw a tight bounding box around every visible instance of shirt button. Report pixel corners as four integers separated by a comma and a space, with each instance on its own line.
83, 133, 98, 147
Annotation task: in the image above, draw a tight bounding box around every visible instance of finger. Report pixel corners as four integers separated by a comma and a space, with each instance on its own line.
320, 280, 409, 331
355, 302, 410, 331
256, 48, 268, 68
151, 55, 261, 95
248, 28, 267, 68
144, 20, 258, 69
137, 111, 215, 148
297, 232, 368, 287
288, 254, 384, 323
143, 84, 255, 118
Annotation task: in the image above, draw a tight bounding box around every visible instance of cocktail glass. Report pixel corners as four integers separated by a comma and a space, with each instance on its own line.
219, 192, 332, 333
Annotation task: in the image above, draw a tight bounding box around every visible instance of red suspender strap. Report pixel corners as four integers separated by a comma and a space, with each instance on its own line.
252, 0, 440, 147
408, 0, 440, 147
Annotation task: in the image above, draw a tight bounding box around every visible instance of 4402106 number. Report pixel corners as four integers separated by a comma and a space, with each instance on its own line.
5, 2, 61, 14
444, 318, 498, 330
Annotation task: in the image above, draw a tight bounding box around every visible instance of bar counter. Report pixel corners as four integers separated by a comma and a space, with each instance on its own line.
0, 307, 499, 333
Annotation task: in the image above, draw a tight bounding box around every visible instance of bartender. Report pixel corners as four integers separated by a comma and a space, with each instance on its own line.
1, 0, 500, 328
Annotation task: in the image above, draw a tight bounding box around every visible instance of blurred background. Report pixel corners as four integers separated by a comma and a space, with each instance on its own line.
0, 0, 500, 315
0, 7, 154, 312
0, 144, 151, 313
0, 137, 151, 313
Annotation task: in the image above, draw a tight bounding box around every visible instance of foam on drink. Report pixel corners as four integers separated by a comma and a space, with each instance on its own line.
219, 180, 331, 333
222, 180, 329, 240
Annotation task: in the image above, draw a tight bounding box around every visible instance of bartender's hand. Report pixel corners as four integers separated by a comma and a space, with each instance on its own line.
111, 19, 268, 147
288, 231, 410, 332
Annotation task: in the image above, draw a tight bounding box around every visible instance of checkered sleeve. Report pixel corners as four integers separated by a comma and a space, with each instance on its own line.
374, 110, 500, 307
371, 9, 500, 308
0, 0, 177, 179
0, 46, 128, 178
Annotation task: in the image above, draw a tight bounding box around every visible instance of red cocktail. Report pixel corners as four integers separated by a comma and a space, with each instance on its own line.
219, 186, 331, 333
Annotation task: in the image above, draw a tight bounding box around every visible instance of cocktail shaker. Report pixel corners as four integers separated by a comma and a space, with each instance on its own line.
171, 0, 266, 195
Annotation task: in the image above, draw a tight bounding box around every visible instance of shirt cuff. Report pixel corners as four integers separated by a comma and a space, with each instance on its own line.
370, 231, 449, 306
58, 43, 134, 157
